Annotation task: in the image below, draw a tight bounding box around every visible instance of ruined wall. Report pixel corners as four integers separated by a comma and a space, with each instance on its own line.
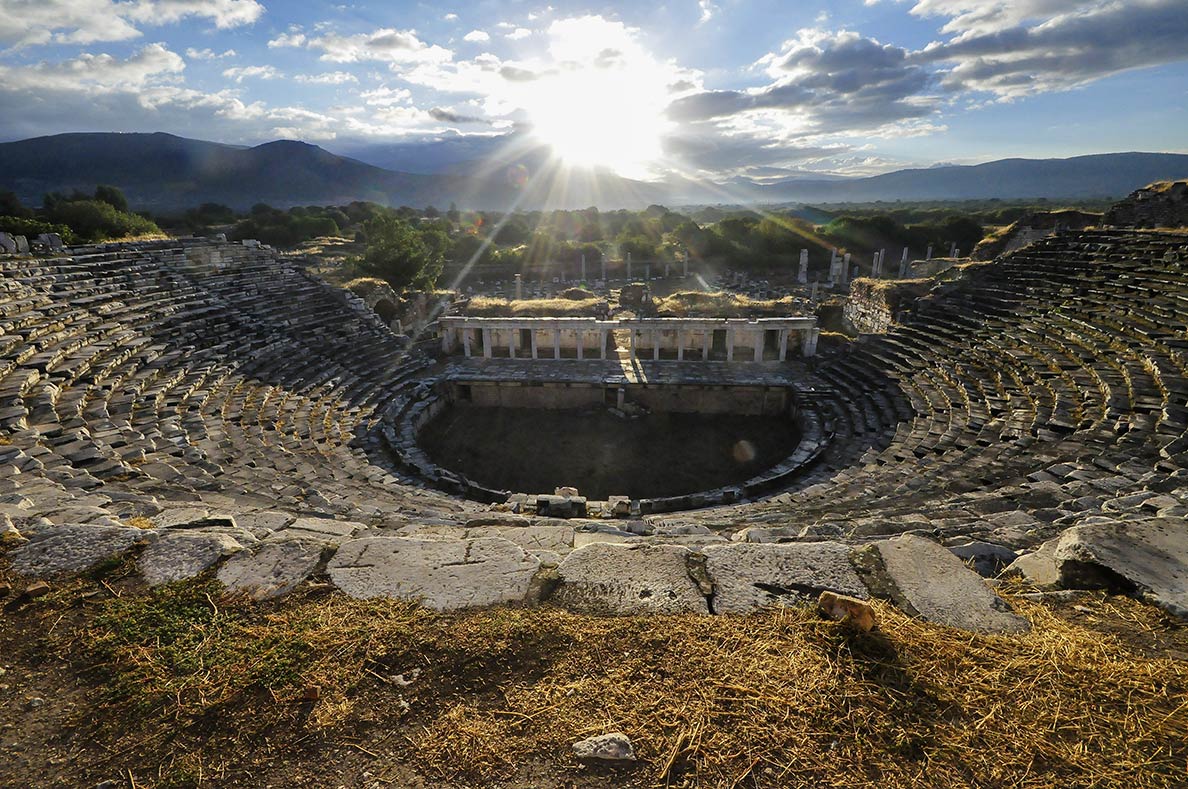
844, 278, 932, 335
454, 381, 789, 416
628, 384, 788, 416
1104, 181, 1188, 228
460, 382, 604, 409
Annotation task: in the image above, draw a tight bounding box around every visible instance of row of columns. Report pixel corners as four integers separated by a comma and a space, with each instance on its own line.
464, 327, 610, 360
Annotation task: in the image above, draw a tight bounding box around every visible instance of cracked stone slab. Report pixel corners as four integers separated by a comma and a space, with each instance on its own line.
268, 517, 363, 546
855, 534, 1030, 634
1053, 518, 1187, 617
7, 524, 150, 576
1004, 538, 1061, 588
139, 531, 244, 586
327, 536, 541, 610
466, 525, 575, 554
151, 507, 211, 529
704, 542, 868, 615
552, 543, 709, 615
217, 538, 327, 600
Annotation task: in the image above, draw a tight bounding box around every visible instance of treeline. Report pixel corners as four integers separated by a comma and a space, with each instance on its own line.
0, 186, 160, 244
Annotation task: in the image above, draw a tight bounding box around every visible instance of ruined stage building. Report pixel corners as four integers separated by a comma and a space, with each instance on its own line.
438, 317, 821, 362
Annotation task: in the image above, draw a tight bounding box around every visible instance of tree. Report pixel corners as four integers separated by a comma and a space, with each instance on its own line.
0, 191, 31, 218
358, 215, 444, 289
94, 185, 129, 213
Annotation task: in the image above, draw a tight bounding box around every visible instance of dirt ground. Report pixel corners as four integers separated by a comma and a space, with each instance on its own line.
417, 407, 800, 499
0, 562, 1186, 789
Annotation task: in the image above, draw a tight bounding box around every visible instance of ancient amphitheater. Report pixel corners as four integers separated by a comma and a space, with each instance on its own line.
0, 218, 1186, 623
1, 189, 1187, 786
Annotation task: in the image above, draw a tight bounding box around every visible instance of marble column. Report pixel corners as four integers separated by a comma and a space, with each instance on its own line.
726, 328, 734, 362
463, 328, 472, 357
600, 329, 608, 360
753, 329, 764, 362
576, 330, 584, 360
778, 329, 788, 361
553, 328, 561, 360
653, 329, 660, 361
530, 329, 538, 360
482, 328, 492, 359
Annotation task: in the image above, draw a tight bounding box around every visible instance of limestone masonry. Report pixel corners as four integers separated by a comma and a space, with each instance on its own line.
1, 227, 1187, 627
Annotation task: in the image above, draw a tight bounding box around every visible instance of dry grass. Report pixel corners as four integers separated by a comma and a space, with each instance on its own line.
464, 296, 607, 317
653, 291, 804, 318
15, 573, 1184, 789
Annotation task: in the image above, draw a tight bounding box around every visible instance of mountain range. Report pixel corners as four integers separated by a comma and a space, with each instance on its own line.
1, 132, 1186, 212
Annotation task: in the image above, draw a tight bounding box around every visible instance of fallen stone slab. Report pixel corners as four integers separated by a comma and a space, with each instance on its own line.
217, 538, 328, 600
948, 540, 1018, 577
467, 524, 574, 554
7, 525, 149, 577
139, 531, 244, 586
853, 534, 1030, 634
270, 517, 362, 545
552, 543, 709, 615
327, 537, 541, 610
703, 542, 868, 615
1053, 518, 1187, 617
1004, 539, 1061, 588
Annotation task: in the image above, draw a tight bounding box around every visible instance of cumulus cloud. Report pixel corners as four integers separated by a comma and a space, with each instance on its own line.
222, 64, 281, 83
505, 28, 532, 40
698, 0, 717, 24
0, 0, 263, 49
304, 27, 453, 65
463, 30, 490, 43
429, 107, 491, 124
669, 29, 935, 130
294, 71, 357, 84
268, 31, 307, 48
0, 43, 184, 92
914, 0, 1188, 98
185, 47, 236, 60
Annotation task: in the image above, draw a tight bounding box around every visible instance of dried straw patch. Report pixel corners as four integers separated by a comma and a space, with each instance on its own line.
653, 291, 803, 318
464, 296, 607, 317
23, 578, 1188, 789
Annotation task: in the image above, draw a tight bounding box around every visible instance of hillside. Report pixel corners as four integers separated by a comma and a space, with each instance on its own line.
0, 133, 453, 211
2, 133, 1187, 211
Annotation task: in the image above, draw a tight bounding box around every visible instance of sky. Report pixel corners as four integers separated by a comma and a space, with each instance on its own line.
1, 0, 1186, 181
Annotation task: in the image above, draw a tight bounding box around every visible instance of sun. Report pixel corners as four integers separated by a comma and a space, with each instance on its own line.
524, 68, 668, 178
515, 16, 675, 180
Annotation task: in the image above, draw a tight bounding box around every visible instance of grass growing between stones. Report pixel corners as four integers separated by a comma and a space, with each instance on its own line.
463, 295, 607, 317
652, 291, 802, 318
2, 567, 1186, 788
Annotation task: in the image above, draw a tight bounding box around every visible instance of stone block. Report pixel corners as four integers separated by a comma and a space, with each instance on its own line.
553, 543, 708, 614
327, 536, 541, 609
8, 524, 148, 576
139, 531, 244, 585
703, 542, 868, 614
854, 534, 1030, 634
1052, 518, 1187, 617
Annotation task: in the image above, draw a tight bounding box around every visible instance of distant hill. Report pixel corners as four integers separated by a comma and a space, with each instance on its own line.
1, 132, 1187, 212
0, 133, 454, 212
747, 153, 1188, 203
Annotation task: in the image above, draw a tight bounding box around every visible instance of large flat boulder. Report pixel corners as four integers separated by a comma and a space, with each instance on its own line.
328, 537, 541, 610
7, 525, 148, 576
552, 543, 708, 614
704, 542, 868, 614
1053, 518, 1187, 617
139, 531, 244, 586
854, 534, 1030, 634
217, 538, 327, 600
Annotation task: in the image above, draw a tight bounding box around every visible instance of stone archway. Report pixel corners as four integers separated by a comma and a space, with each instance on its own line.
373, 298, 399, 326
347, 278, 404, 332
